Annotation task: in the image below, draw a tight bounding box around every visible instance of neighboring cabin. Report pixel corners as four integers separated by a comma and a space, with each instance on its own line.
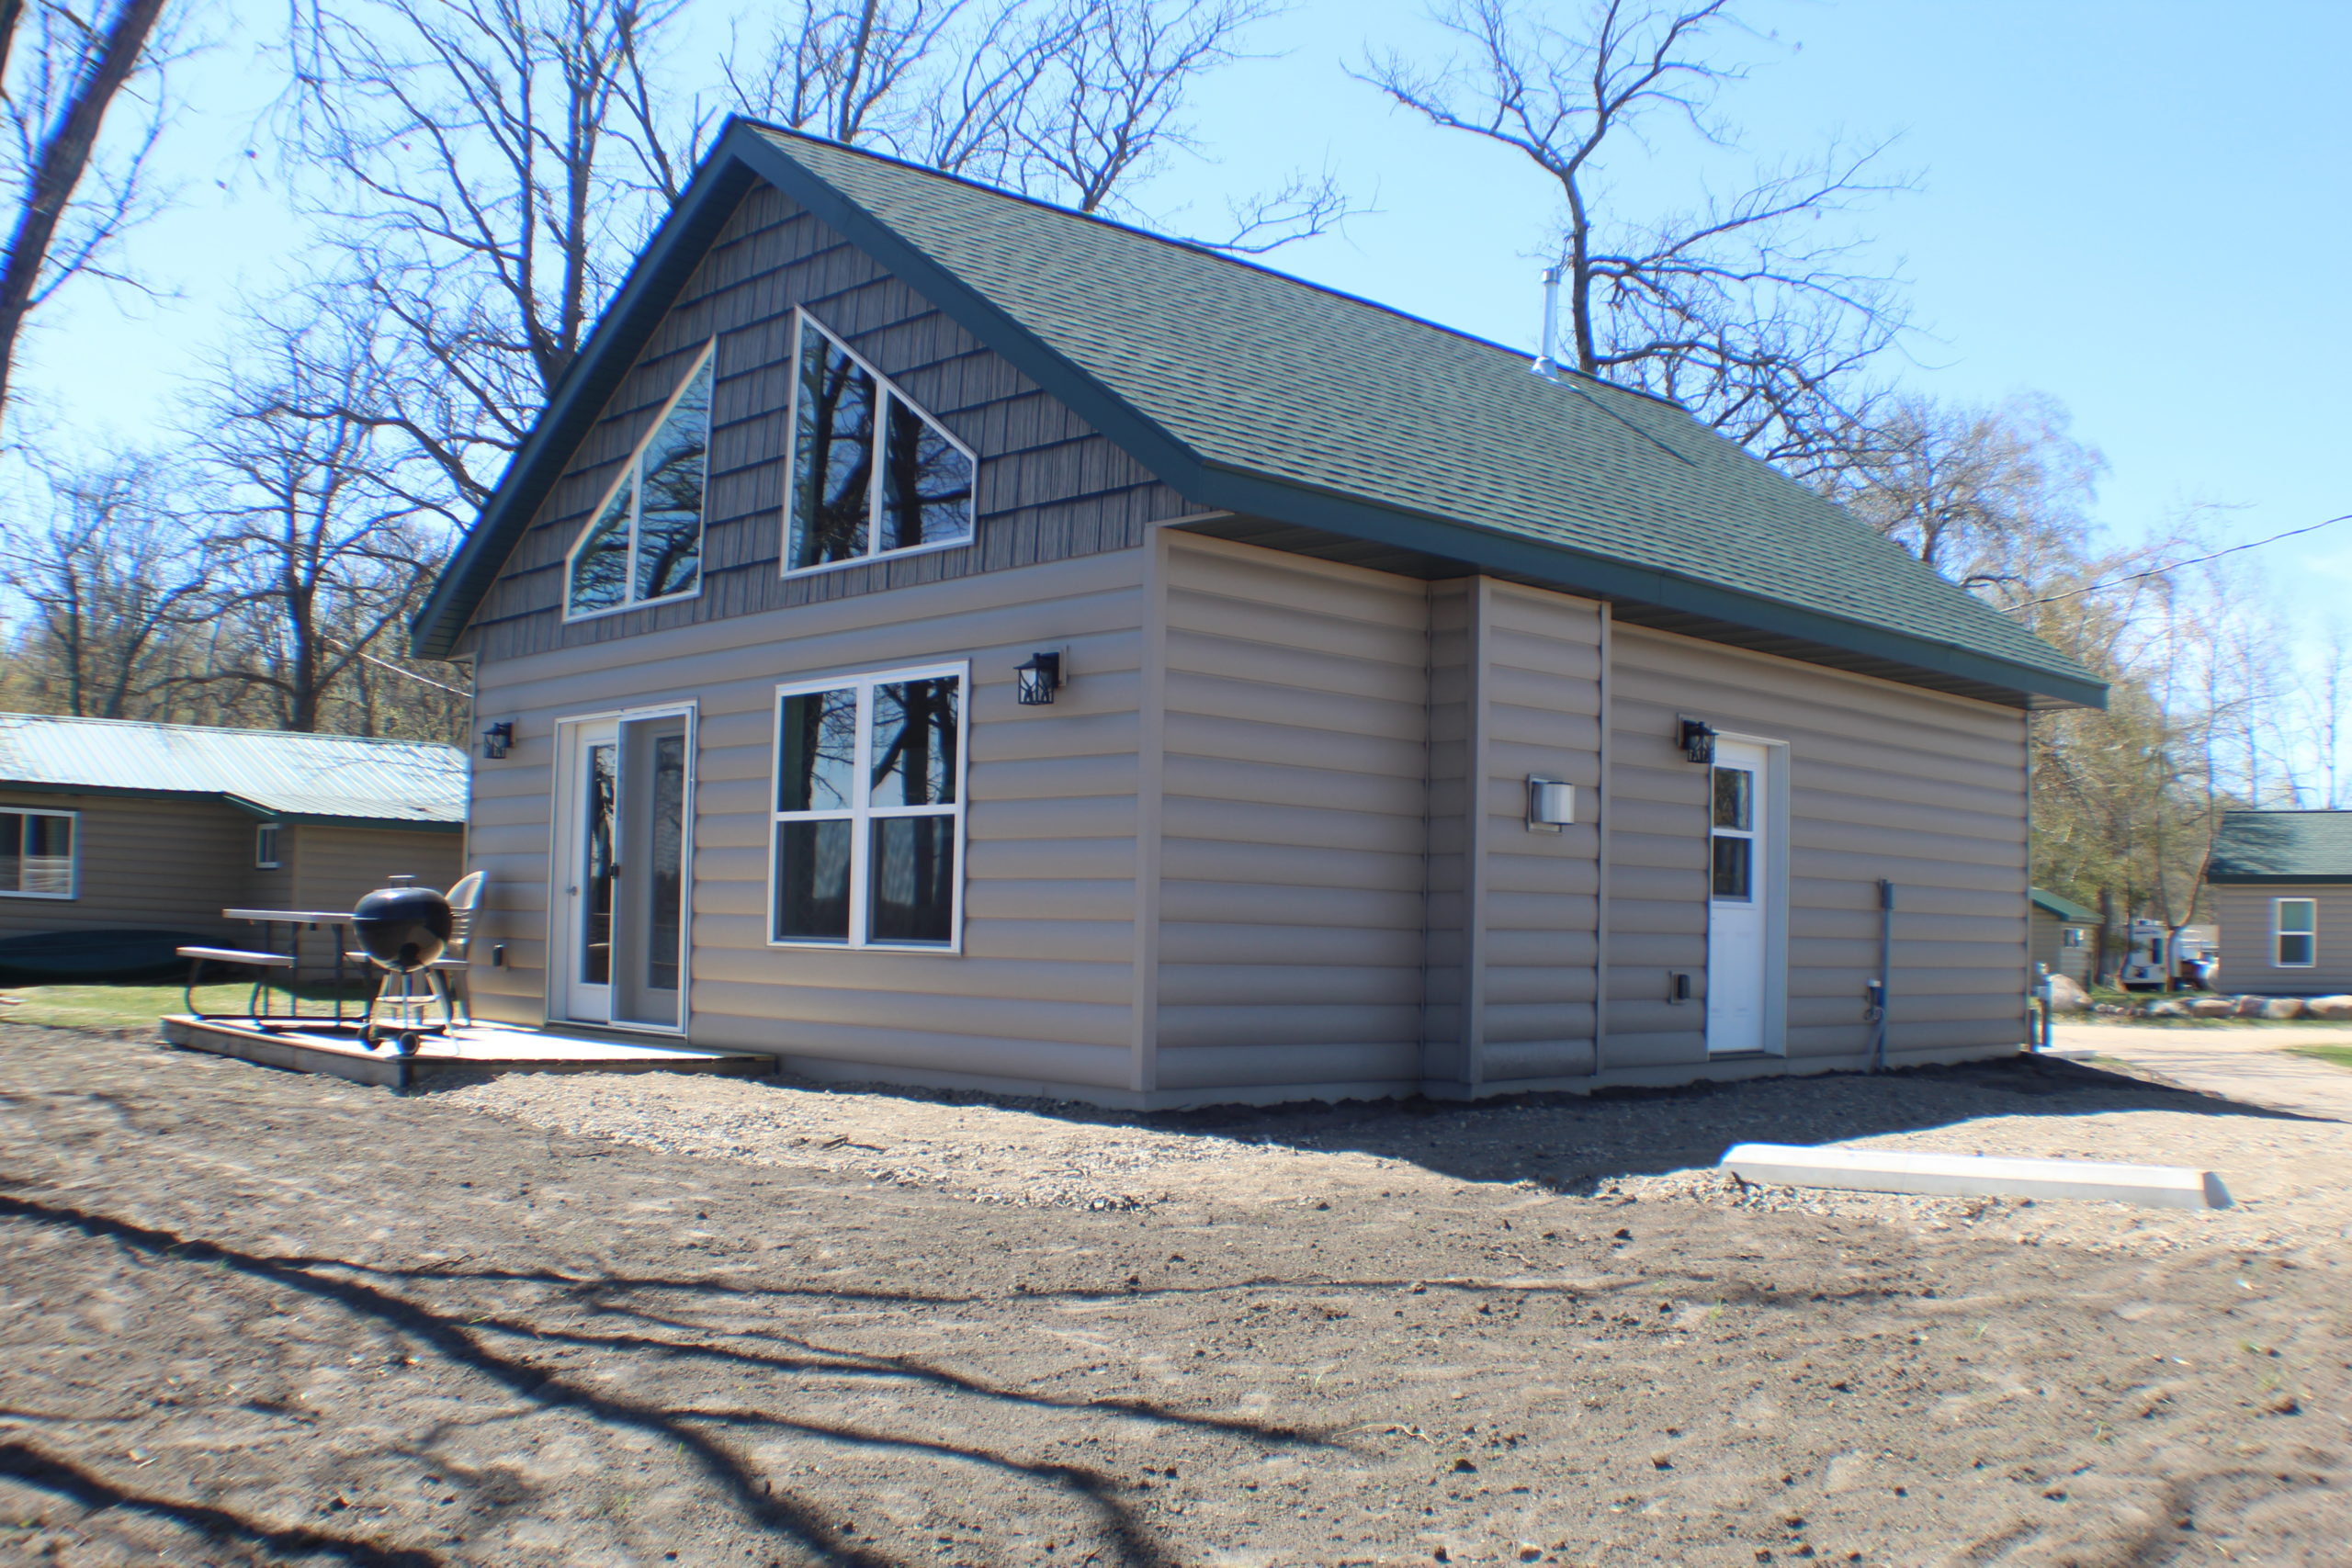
2207, 809, 2352, 996
0, 713, 467, 943
2029, 887, 2096, 987
411, 122, 2103, 1110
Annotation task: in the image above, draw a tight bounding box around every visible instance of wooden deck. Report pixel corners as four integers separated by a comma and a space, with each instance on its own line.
159, 1014, 769, 1089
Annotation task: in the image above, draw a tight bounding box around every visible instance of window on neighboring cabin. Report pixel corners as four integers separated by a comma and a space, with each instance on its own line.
0, 808, 75, 897
770, 665, 965, 949
567, 341, 717, 618
786, 310, 976, 572
255, 824, 281, 869
2275, 898, 2317, 967
2062, 926, 2086, 948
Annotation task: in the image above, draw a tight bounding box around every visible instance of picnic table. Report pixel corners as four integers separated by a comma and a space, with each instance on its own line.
177, 908, 358, 1025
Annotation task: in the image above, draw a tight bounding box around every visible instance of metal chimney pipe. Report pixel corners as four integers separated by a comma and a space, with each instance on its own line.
1533, 264, 1565, 378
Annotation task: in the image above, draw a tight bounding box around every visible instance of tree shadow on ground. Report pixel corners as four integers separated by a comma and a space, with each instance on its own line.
0, 1191, 1329, 1566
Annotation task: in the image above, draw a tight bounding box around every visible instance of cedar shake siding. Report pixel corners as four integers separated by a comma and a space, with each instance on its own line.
458, 183, 1196, 665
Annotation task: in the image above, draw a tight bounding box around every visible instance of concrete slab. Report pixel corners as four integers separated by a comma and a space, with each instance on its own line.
1720, 1142, 2233, 1210
160, 1015, 769, 1089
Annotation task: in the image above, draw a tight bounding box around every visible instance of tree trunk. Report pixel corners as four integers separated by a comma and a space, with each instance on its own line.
0, 0, 169, 424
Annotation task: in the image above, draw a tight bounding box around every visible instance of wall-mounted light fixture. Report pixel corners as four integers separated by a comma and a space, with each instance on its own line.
1677, 716, 1716, 764
1525, 776, 1576, 832
1015, 650, 1063, 706
481, 720, 514, 760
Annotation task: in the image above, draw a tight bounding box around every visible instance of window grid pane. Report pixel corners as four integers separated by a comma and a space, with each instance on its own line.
634, 357, 712, 602
790, 333, 876, 569
880, 396, 976, 552
774, 673, 962, 948
0, 812, 21, 893
569, 344, 713, 616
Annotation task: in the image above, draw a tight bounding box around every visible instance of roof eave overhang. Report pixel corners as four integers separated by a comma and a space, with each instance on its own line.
2, 780, 462, 829
413, 122, 2107, 712
2205, 874, 2352, 886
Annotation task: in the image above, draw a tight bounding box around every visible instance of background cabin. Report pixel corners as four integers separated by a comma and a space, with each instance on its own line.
412, 123, 2103, 1109
0, 713, 467, 956
2028, 887, 2097, 987
2207, 809, 2352, 997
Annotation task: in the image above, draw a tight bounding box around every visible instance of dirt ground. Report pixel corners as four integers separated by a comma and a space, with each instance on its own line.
4, 1022, 2348, 1568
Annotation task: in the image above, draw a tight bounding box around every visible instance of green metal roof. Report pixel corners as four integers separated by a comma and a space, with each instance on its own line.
2206, 810, 2352, 884
2030, 886, 2098, 923
0, 712, 467, 829
414, 121, 2103, 710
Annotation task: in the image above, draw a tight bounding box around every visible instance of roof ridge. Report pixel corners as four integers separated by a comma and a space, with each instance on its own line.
743, 121, 1687, 413
0, 709, 463, 755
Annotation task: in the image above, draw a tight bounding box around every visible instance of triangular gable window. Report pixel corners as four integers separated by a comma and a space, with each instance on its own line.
786, 310, 977, 573
567, 341, 716, 618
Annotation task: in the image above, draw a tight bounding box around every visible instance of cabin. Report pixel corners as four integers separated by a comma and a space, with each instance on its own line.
410, 122, 2103, 1110
2206, 809, 2352, 996
0, 713, 466, 959
2028, 887, 2096, 987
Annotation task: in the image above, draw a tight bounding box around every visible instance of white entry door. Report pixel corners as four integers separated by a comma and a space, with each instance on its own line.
558, 714, 690, 1030
1707, 738, 1770, 1054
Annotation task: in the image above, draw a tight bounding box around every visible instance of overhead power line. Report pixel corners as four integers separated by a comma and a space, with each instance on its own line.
2018, 511, 2352, 607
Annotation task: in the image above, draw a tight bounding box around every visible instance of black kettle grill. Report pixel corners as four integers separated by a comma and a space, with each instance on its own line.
353, 880, 453, 1054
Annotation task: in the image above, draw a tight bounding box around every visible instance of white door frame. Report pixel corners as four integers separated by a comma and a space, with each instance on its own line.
549, 702, 697, 1036
1706, 730, 1789, 1056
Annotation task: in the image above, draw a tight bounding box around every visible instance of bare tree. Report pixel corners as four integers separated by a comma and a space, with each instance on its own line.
1819, 393, 2107, 596
184, 305, 456, 735
279, 0, 705, 516
1360, 0, 1908, 472
0, 0, 176, 429
727, 0, 1351, 250
0, 449, 213, 718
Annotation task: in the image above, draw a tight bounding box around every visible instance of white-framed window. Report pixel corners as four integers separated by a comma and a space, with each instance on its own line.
769, 662, 967, 951
784, 309, 977, 575
566, 339, 717, 619
2275, 897, 2317, 967
2062, 926, 2086, 948
0, 808, 76, 898
254, 823, 281, 869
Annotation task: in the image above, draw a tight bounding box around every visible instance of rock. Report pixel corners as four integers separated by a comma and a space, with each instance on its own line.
2043, 974, 2091, 1013
2263, 998, 2307, 1020
2232, 995, 2267, 1017
2145, 999, 2190, 1019
2305, 995, 2352, 1021
2189, 997, 2236, 1018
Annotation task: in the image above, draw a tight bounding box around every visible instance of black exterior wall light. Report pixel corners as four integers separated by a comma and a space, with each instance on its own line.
481, 720, 514, 759
1015, 651, 1063, 706
1678, 716, 1716, 764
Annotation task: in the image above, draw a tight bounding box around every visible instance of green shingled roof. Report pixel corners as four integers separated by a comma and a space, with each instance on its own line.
2206, 810, 2352, 883
414, 122, 2102, 708
762, 128, 2090, 700
2030, 886, 2098, 923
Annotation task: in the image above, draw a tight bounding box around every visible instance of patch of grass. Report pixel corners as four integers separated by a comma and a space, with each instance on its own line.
2285, 1043, 2352, 1072
0, 981, 369, 1032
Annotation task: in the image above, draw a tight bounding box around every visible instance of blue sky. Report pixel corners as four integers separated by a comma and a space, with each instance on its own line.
20, 0, 2352, 624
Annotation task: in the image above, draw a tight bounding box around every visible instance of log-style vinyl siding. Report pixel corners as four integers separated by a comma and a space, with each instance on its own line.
1469, 582, 1606, 1088
2211, 885, 2352, 995
1609, 625, 2031, 1066
1153, 535, 1431, 1097
288, 825, 464, 914
461, 182, 1194, 664
0, 792, 248, 940
466, 547, 1149, 1093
